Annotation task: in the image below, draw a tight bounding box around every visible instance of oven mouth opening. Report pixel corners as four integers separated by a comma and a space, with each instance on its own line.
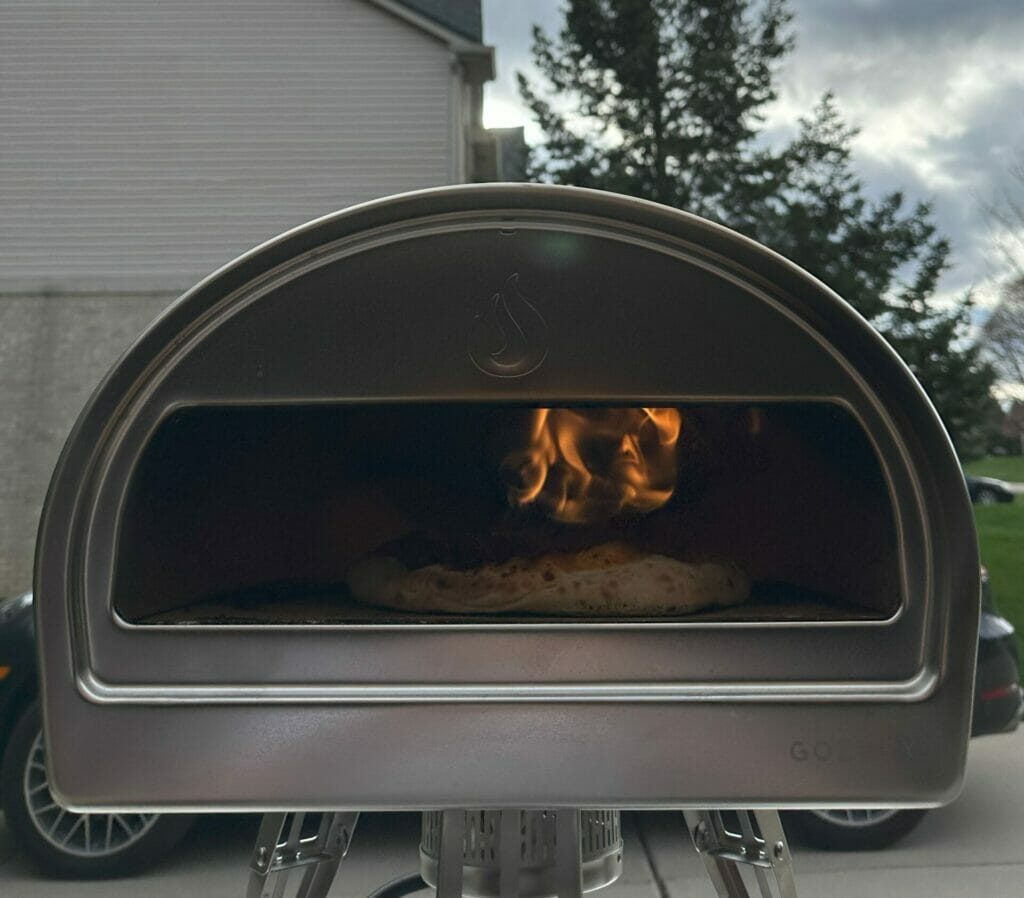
113, 402, 901, 625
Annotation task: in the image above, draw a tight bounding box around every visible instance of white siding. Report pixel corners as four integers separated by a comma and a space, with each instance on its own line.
0, 0, 469, 595
0, 0, 457, 292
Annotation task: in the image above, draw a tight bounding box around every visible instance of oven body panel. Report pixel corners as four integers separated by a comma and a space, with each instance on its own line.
43, 697, 969, 813
35, 185, 979, 809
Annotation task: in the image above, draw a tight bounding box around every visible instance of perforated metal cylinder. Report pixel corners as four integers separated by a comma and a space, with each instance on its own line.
420, 810, 623, 898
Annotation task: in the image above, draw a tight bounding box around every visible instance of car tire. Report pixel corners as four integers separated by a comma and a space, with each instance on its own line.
784, 808, 928, 851
1, 702, 194, 878
975, 487, 1000, 505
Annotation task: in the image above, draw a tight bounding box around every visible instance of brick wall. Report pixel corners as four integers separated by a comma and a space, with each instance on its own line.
0, 294, 174, 594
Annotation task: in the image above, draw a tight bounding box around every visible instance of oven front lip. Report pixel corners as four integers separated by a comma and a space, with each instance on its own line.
36, 184, 975, 707
73, 667, 941, 704
95, 396, 922, 701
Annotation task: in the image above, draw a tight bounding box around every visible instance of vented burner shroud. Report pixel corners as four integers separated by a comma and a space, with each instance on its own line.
420, 810, 622, 898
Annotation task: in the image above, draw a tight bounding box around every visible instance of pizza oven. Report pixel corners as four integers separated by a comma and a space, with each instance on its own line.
35, 185, 978, 814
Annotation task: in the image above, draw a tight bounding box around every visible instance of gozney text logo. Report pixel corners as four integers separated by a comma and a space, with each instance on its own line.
468, 273, 547, 378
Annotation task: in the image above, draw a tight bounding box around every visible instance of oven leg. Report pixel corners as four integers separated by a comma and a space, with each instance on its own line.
244, 808, 791, 898
554, 810, 584, 898
436, 809, 466, 898
682, 810, 797, 898
247, 811, 359, 898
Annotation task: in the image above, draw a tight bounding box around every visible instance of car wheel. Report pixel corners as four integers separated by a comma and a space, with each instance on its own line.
784, 808, 928, 851
975, 487, 1000, 505
0, 702, 194, 878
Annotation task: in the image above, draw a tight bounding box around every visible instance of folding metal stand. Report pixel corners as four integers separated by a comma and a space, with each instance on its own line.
245, 809, 797, 898
247, 811, 359, 898
682, 810, 797, 898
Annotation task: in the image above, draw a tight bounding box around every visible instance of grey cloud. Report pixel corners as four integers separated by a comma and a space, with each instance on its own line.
784, 1, 1024, 295
791, 0, 1024, 44
482, 0, 1024, 299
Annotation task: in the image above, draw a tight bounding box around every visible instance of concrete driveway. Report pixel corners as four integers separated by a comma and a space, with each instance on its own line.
1, 728, 1021, 897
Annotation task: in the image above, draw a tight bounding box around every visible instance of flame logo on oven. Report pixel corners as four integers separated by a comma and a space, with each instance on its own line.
468, 274, 547, 378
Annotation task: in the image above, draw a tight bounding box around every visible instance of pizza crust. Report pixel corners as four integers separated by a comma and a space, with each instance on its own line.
346, 541, 749, 616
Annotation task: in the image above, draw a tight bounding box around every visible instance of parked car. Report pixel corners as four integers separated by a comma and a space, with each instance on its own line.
0, 591, 193, 878
784, 566, 1023, 850
3, 565, 1021, 870
965, 474, 1015, 505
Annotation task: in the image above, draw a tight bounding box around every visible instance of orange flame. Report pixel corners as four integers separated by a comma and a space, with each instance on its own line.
503, 407, 682, 523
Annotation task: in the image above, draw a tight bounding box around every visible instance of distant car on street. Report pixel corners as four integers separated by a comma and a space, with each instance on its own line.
965, 474, 1016, 505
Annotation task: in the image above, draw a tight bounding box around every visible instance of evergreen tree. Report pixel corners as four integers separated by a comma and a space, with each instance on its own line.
518, 0, 995, 457
517, 0, 792, 216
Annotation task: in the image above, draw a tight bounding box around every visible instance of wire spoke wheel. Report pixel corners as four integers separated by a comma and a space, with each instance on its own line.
2, 703, 194, 878
810, 808, 900, 829
22, 730, 159, 859
784, 807, 928, 850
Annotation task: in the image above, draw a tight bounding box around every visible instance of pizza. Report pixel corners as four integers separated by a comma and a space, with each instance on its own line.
345, 539, 749, 617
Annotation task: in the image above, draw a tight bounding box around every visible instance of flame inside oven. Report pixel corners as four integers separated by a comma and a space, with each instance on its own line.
503, 407, 682, 523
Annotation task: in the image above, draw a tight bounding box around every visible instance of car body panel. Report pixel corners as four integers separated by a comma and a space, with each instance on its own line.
0, 593, 38, 800
965, 475, 1015, 504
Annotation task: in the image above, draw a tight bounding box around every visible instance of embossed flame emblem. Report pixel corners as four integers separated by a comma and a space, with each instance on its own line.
468, 274, 547, 378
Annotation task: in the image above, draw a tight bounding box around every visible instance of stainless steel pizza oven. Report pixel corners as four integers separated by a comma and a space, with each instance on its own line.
36, 185, 978, 814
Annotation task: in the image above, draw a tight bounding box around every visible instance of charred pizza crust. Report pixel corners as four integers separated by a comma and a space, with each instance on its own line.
346, 541, 749, 616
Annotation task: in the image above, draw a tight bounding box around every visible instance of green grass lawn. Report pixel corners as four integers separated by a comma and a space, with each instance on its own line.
965, 455, 1024, 483
975, 502, 1024, 641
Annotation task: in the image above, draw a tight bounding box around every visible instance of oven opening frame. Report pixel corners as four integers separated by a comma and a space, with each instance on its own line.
107, 397, 907, 632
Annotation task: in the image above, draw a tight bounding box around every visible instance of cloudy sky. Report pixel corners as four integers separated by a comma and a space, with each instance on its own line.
480, 0, 1024, 312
